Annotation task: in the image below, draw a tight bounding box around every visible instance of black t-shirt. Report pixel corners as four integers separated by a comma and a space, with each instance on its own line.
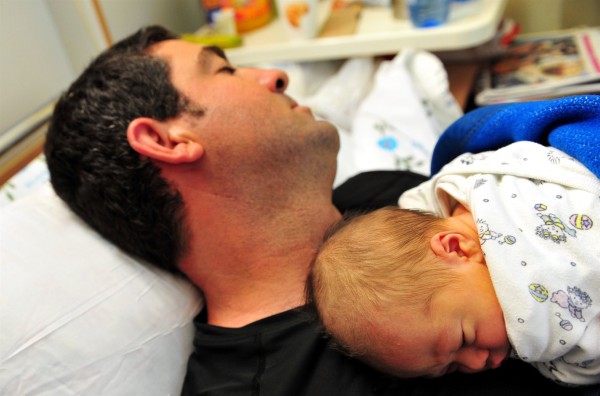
181, 307, 589, 396
182, 308, 391, 395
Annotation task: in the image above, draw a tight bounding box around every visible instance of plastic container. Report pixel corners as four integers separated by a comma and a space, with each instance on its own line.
221, 0, 273, 33
407, 0, 450, 28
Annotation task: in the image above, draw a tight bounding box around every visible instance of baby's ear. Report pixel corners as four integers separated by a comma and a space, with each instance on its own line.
127, 117, 204, 164
430, 231, 476, 263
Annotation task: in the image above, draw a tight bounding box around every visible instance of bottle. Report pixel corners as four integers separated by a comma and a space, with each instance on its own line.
202, 0, 222, 24
407, 0, 450, 28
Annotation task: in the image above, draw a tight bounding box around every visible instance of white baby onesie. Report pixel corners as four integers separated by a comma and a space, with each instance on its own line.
399, 141, 600, 386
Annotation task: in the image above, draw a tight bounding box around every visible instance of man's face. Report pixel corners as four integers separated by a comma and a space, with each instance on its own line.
147, 40, 339, 191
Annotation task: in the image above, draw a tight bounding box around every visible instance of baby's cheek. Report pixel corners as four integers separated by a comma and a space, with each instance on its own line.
488, 318, 510, 349
480, 308, 509, 349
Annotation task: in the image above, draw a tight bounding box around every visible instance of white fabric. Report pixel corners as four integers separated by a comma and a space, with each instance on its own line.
304, 57, 376, 133
349, 49, 462, 177
399, 141, 600, 386
0, 183, 203, 395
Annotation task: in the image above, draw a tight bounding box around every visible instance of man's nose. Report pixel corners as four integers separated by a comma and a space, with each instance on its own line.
240, 67, 289, 93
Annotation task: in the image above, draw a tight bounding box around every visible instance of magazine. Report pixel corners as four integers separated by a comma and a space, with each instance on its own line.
474, 28, 600, 105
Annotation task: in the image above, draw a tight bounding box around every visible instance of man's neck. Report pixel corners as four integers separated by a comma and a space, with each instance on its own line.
179, 194, 341, 328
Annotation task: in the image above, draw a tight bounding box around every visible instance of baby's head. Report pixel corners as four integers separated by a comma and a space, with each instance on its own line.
308, 207, 510, 378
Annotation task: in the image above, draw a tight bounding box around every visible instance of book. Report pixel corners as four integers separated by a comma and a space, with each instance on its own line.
474, 28, 600, 105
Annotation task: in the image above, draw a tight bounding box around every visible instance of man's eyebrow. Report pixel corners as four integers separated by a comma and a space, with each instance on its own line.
196, 45, 229, 72
204, 45, 228, 60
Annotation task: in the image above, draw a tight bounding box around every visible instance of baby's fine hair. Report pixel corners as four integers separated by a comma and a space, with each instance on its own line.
308, 206, 457, 356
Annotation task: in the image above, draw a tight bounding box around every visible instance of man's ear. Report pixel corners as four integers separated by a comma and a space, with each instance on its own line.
430, 231, 476, 263
127, 117, 204, 164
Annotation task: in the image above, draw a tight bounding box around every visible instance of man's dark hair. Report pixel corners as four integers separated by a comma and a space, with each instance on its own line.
45, 26, 189, 274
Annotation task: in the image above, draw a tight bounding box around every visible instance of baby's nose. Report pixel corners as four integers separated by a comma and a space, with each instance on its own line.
457, 348, 490, 372
487, 348, 508, 369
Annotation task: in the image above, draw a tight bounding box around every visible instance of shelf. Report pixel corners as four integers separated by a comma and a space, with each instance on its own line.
226, 0, 507, 65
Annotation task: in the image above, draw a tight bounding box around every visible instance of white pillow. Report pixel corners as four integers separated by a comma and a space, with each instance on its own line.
0, 182, 202, 396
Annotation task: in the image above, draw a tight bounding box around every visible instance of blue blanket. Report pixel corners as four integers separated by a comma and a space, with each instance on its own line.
431, 95, 600, 178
